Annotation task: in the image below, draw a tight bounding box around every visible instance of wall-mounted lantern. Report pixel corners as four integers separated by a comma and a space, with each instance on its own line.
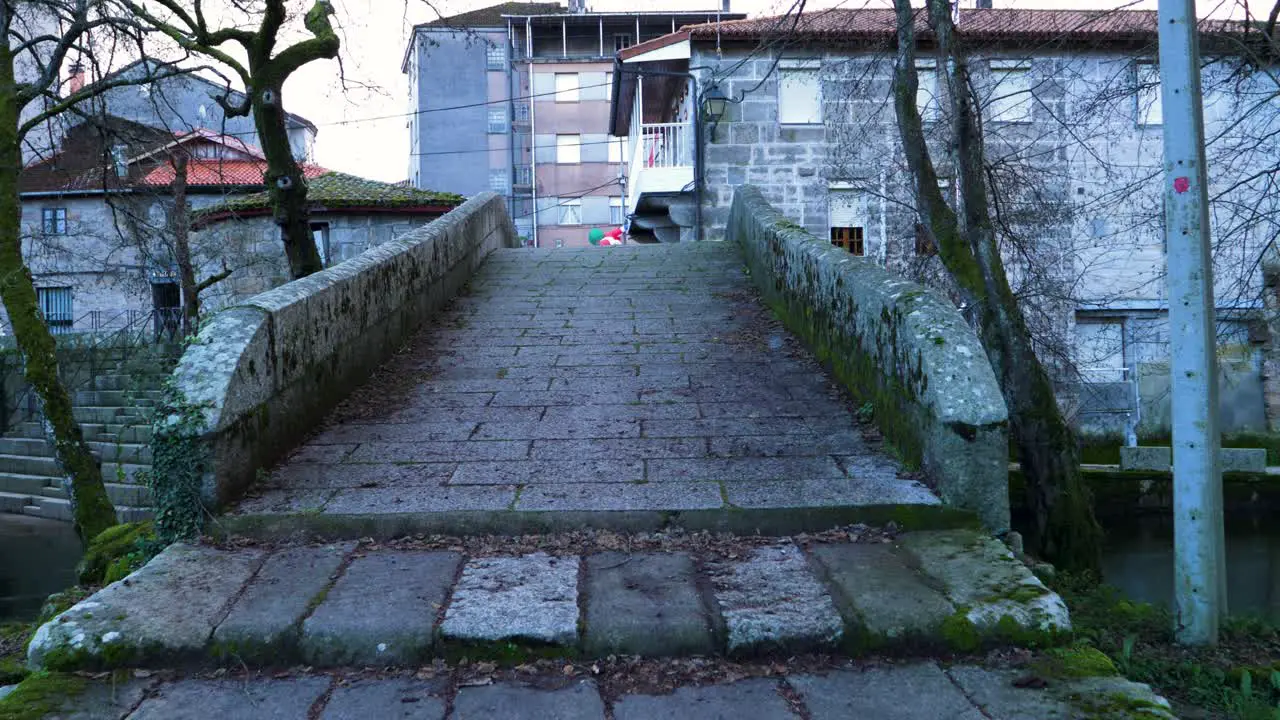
703, 85, 729, 141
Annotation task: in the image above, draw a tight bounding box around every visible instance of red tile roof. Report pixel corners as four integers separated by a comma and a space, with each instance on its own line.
620, 7, 1247, 58
138, 159, 327, 187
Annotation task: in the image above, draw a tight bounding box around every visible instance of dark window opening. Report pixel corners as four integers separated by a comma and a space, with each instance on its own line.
831, 226, 865, 256
151, 281, 181, 340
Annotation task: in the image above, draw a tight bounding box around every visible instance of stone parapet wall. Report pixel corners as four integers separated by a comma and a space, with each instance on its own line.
171, 192, 518, 508
729, 186, 1010, 531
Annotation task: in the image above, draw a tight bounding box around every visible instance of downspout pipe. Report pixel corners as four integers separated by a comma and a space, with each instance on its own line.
613, 63, 705, 242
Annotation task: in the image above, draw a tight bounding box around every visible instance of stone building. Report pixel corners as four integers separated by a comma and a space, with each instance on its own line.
15, 117, 459, 337
403, 1, 742, 248
190, 173, 464, 301
610, 7, 1279, 436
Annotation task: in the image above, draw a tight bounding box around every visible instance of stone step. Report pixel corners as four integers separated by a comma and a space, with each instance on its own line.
0, 437, 151, 464
0, 490, 33, 513
73, 390, 162, 407
72, 406, 150, 426
14, 493, 150, 523
10, 421, 152, 444
33, 480, 151, 507
0, 454, 148, 481
27, 529, 1071, 672
22, 661, 1177, 720
0, 471, 56, 495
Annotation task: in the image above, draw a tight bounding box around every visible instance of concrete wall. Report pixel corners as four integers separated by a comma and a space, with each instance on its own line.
729, 186, 1011, 531
410, 28, 503, 196
171, 193, 518, 507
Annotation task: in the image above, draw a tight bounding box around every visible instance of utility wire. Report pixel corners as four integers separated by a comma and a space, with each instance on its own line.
508, 178, 623, 221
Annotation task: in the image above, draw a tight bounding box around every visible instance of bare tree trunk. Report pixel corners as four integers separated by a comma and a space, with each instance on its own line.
891, 0, 1102, 572
169, 155, 200, 334
0, 44, 115, 544
251, 81, 321, 279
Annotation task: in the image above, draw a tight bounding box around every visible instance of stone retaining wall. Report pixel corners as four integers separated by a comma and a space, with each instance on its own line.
171, 193, 518, 508
729, 186, 1010, 531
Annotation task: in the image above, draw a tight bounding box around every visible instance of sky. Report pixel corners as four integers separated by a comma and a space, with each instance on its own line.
282, 0, 1167, 183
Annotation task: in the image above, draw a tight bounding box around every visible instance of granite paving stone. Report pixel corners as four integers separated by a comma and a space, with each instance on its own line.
238, 246, 938, 523
516, 481, 725, 511
449, 458, 645, 485
346, 440, 531, 463
319, 679, 447, 720
322, 485, 518, 513
27, 544, 264, 669
583, 552, 715, 656
899, 530, 1072, 633
442, 553, 580, 646
708, 544, 843, 654
944, 666, 1075, 719
808, 543, 954, 642
452, 680, 606, 720
127, 678, 331, 720
300, 551, 461, 666
612, 678, 796, 720
789, 664, 984, 720
214, 543, 355, 661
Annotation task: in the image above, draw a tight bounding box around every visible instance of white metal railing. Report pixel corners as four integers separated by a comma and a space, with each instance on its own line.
637, 122, 692, 169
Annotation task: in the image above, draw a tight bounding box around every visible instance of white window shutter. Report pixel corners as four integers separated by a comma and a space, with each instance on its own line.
779, 69, 821, 124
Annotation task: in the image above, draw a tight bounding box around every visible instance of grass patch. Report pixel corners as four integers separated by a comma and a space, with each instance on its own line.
1052, 572, 1280, 719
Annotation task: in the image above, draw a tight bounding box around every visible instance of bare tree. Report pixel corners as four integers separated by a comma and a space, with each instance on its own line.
125, 0, 339, 279
0, 0, 172, 543
888, 0, 1103, 571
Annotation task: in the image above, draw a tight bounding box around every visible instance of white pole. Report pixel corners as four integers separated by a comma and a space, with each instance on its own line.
1158, 0, 1226, 645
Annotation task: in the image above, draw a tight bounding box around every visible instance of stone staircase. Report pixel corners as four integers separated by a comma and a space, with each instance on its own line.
0, 371, 161, 523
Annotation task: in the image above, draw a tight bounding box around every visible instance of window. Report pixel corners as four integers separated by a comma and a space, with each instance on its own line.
1136, 62, 1162, 126
916, 62, 940, 120
513, 101, 530, 123
613, 33, 632, 51
111, 144, 128, 177
989, 60, 1032, 123
36, 287, 72, 329
41, 208, 67, 234
559, 198, 582, 225
556, 134, 581, 164
1075, 319, 1126, 382
554, 72, 579, 103
489, 169, 509, 193
310, 222, 330, 266
487, 107, 507, 133
778, 60, 821, 125
514, 164, 533, 186
486, 43, 506, 70
607, 136, 627, 164
828, 190, 866, 256
610, 197, 624, 225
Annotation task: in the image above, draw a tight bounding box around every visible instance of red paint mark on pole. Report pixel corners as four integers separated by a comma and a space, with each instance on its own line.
1174, 176, 1191, 193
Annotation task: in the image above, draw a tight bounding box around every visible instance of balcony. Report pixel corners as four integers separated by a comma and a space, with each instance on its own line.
625, 121, 694, 217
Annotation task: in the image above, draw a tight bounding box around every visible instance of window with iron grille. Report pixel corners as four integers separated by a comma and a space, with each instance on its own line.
514, 164, 533, 186
486, 43, 506, 69
41, 208, 67, 235
513, 102, 530, 123
487, 107, 507, 134
610, 197, 624, 225
37, 287, 73, 329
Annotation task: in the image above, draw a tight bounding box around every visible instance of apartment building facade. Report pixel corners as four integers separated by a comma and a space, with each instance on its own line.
403, 1, 742, 248
612, 8, 1279, 436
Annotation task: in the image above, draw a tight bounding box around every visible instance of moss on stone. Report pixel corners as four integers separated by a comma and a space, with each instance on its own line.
441, 640, 576, 665
77, 521, 155, 585
941, 612, 981, 653
1034, 645, 1118, 679
0, 672, 88, 720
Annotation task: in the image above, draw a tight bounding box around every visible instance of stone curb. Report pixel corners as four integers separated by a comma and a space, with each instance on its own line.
27, 529, 1071, 671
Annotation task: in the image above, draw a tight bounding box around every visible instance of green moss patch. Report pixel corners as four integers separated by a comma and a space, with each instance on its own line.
0, 672, 87, 720
77, 521, 156, 585
1033, 645, 1118, 679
